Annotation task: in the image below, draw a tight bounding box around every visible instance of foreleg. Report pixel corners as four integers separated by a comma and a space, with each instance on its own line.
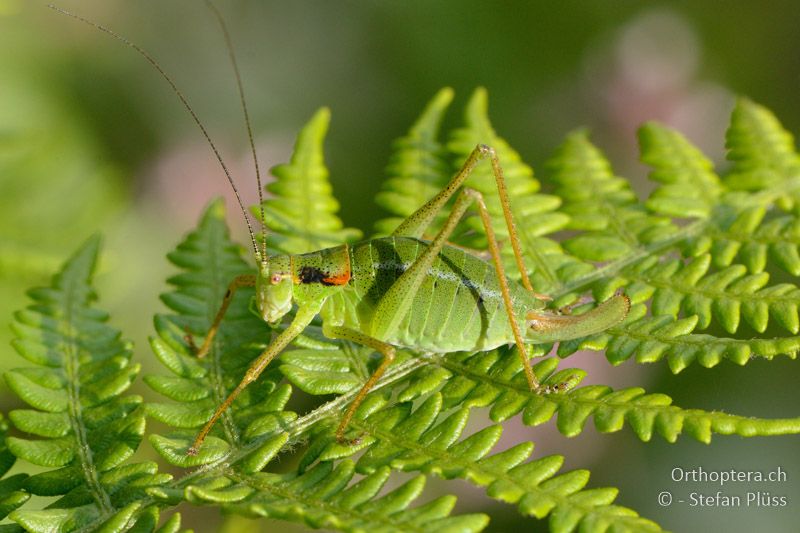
195, 274, 256, 359
188, 301, 321, 455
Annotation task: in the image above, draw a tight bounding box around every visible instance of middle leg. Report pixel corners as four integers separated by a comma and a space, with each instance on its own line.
322, 324, 396, 443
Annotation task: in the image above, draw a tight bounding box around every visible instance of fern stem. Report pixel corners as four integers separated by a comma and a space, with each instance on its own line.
433, 352, 800, 436
632, 274, 796, 304
206, 224, 246, 448
63, 284, 114, 514
611, 323, 799, 355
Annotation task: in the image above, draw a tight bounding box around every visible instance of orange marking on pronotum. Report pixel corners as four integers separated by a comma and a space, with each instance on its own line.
323, 271, 351, 286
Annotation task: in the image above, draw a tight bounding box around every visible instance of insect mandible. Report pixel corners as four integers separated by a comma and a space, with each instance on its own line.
52, 4, 631, 457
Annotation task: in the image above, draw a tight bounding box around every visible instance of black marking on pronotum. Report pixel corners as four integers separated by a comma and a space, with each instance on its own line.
299, 266, 336, 286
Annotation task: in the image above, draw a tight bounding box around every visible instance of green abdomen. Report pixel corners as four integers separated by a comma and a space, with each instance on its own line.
322, 237, 538, 352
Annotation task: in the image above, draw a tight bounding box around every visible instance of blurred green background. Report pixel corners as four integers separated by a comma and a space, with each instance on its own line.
2, 0, 799, 531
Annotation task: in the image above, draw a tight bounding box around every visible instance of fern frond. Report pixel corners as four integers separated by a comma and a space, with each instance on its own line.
5, 237, 175, 532
537, 98, 800, 378
218, 346, 796, 531
615, 253, 799, 334
0, 414, 29, 525
239, 344, 786, 530
260, 108, 362, 254
561, 313, 799, 373
151, 464, 488, 533
279, 345, 365, 394
547, 130, 675, 262
373, 88, 454, 236
146, 200, 294, 467
420, 353, 800, 443
639, 122, 721, 218
648, 102, 800, 274
725, 98, 800, 197
302, 390, 663, 533
695, 207, 800, 275
146, 94, 800, 533
147, 349, 661, 532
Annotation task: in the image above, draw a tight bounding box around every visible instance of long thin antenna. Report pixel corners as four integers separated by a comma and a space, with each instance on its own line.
48, 4, 263, 263
204, 1, 268, 267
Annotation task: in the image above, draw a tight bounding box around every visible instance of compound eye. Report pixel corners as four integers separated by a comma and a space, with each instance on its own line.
270, 273, 282, 285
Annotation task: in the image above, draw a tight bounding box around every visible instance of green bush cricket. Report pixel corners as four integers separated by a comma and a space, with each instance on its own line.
52, 4, 631, 457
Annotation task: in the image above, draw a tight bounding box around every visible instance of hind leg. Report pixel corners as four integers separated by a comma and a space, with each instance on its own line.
392, 144, 549, 299
375, 186, 543, 392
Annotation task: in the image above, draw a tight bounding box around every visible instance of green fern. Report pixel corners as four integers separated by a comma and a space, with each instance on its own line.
260, 107, 362, 255
373, 87, 454, 237
4, 93, 800, 532
145, 199, 285, 467
4, 237, 178, 532
0, 413, 29, 530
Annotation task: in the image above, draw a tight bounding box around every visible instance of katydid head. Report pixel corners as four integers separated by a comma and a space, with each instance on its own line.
256, 255, 294, 324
